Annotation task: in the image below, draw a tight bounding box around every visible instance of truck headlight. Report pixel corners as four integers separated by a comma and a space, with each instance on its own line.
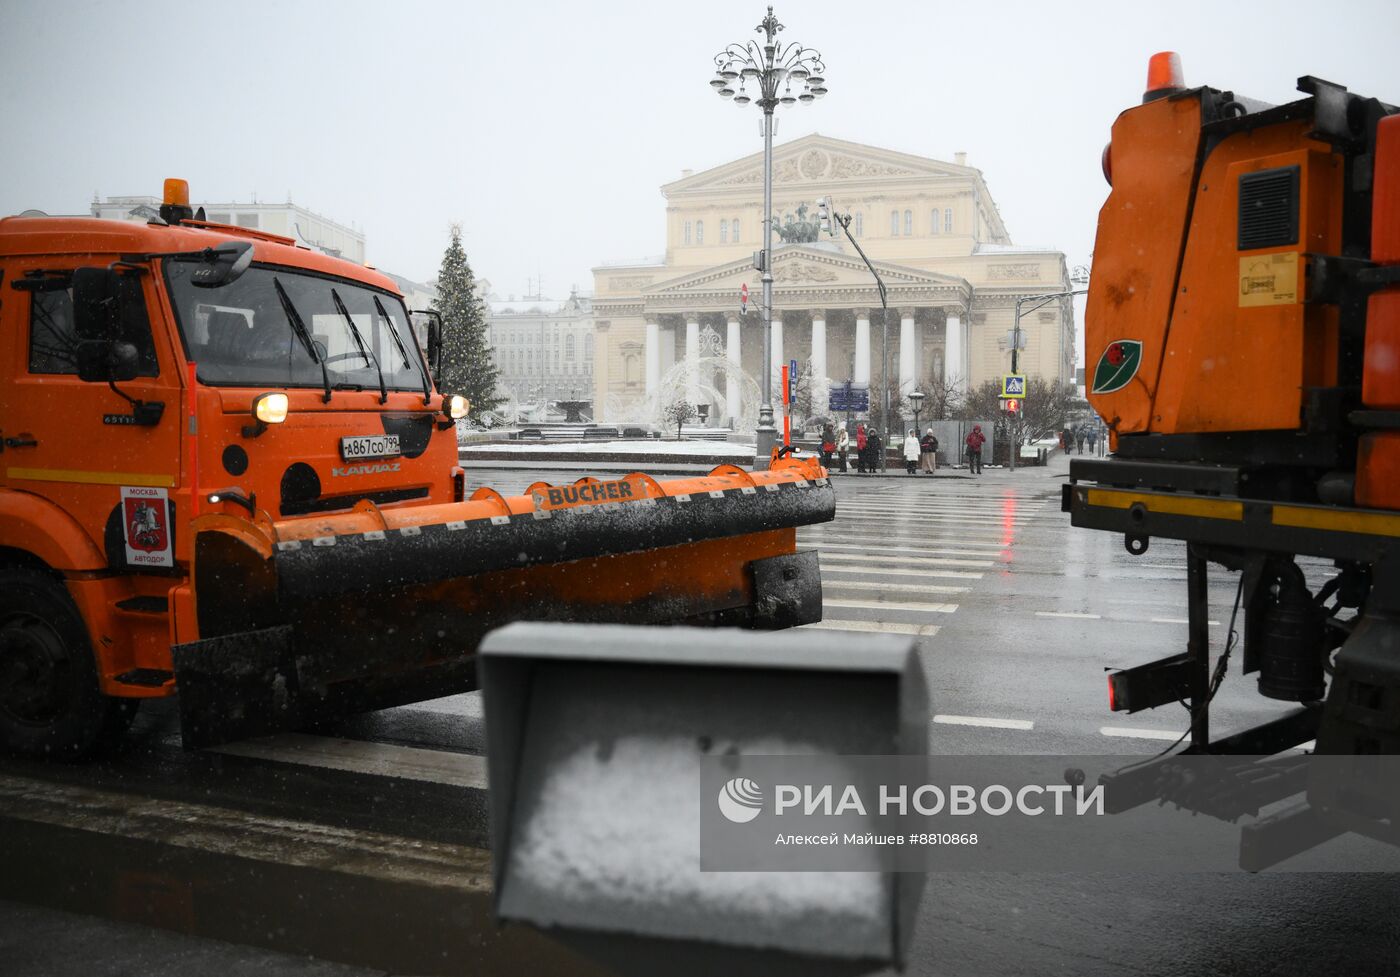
446, 395, 470, 420
243, 392, 289, 438
254, 392, 289, 425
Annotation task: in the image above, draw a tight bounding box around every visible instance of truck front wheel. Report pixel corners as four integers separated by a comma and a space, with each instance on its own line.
0, 569, 137, 759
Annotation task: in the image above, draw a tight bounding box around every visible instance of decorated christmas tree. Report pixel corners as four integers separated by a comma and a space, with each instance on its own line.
432, 224, 501, 412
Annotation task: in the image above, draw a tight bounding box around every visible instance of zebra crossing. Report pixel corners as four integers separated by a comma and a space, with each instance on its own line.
800, 481, 1053, 641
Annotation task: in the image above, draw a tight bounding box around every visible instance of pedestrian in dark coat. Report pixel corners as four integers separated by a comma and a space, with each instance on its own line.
919, 428, 938, 473
820, 424, 835, 468
966, 424, 986, 475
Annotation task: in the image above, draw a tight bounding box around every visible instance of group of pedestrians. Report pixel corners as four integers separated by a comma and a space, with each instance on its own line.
1061, 424, 1100, 455
817, 422, 987, 475
900, 429, 940, 474
819, 423, 882, 473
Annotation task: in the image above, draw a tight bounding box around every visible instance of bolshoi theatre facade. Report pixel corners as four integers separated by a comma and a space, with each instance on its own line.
590, 134, 1074, 425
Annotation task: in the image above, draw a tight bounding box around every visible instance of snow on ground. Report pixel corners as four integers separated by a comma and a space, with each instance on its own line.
461, 439, 757, 458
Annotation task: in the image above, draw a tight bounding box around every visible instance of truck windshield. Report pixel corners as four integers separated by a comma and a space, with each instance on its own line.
164, 262, 428, 393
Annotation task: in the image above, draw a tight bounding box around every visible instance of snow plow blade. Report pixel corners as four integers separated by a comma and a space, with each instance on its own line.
172, 458, 834, 748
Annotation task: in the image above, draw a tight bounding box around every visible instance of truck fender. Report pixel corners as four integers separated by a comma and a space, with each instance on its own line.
0, 489, 106, 572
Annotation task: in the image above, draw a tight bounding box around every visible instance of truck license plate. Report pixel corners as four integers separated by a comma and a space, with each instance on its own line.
340, 434, 401, 460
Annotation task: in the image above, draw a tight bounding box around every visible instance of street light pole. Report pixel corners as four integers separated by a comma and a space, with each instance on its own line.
711, 7, 826, 468
1007, 287, 1088, 472
760, 100, 776, 458
816, 196, 887, 468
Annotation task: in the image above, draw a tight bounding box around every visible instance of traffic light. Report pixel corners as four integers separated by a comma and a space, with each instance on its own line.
1008, 399, 1021, 414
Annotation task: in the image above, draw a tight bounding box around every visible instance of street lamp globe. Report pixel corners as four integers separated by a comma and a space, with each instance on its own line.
710, 5, 828, 466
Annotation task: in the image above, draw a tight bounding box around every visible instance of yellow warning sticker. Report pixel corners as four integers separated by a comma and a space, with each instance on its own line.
1239, 252, 1300, 307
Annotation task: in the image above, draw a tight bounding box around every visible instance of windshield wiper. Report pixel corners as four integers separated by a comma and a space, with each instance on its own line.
332, 288, 387, 404
273, 276, 331, 404
374, 294, 431, 406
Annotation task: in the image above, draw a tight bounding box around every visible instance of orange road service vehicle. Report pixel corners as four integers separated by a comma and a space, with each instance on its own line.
0, 181, 833, 755
1065, 55, 1400, 863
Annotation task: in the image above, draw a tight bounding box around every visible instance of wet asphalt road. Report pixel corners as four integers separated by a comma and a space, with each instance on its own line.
1, 455, 1398, 976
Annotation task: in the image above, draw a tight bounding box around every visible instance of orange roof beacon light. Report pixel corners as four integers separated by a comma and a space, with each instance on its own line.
159, 177, 195, 224
163, 177, 190, 207
1143, 51, 1185, 102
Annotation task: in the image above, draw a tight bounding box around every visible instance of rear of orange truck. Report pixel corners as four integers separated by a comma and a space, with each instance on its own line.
1063, 55, 1400, 863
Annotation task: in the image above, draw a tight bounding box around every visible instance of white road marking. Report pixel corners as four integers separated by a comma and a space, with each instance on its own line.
933, 714, 1035, 731
832, 513, 1034, 527
1099, 726, 1185, 741
823, 565, 974, 584
1148, 617, 1223, 626
804, 541, 1007, 556
820, 552, 993, 568
824, 598, 958, 614
212, 733, 489, 789
805, 529, 1012, 543
835, 501, 1032, 512
804, 620, 941, 636
0, 774, 488, 886
836, 508, 1034, 520
1035, 611, 1102, 619
824, 579, 979, 593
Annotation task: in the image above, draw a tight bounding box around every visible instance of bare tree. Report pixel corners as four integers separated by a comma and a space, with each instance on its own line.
790, 359, 818, 428
663, 399, 697, 440
867, 377, 913, 439
920, 370, 966, 421
961, 376, 1075, 458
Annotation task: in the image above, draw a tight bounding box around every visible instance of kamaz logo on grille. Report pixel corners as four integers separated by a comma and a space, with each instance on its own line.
332, 462, 401, 477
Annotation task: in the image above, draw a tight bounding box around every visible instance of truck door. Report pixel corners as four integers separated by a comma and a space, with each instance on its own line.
2, 260, 184, 571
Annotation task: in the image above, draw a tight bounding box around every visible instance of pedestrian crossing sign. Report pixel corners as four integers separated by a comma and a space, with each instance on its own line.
1001, 374, 1026, 399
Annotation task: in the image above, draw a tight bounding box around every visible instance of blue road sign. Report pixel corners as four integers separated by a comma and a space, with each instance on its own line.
829, 383, 870, 413
1001, 374, 1027, 398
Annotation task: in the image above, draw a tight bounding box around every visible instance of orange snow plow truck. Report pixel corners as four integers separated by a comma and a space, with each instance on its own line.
0, 182, 834, 755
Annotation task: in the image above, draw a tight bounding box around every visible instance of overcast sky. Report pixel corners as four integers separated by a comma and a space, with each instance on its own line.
4, 0, 1398, 305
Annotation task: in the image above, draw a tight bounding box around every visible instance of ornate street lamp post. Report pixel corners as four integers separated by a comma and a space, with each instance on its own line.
909, 389, 925, 437
711, 6, 827, 465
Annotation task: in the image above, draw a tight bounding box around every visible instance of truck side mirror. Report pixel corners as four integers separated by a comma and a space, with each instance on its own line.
72, 266, 120, 342
77, 340, 139, 383
427, 317, 443, 382
72, 268, 140, 383
412, 310, 444, 387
